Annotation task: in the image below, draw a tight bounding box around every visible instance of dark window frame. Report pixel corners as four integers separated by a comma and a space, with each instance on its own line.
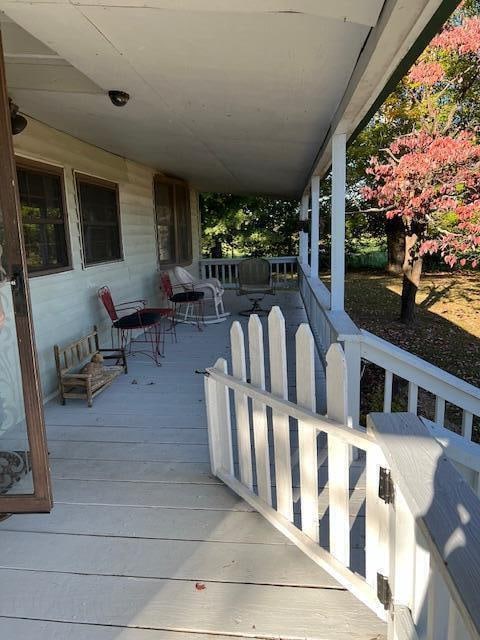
154, 175, 192, 267
15, 157, 73, 278
75, 172, 124, 268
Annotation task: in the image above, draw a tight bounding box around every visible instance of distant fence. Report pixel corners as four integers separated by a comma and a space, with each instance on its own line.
347, 250, 387, 270
200, 257, 298, 289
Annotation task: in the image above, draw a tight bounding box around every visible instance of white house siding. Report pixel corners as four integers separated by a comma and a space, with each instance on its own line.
12, 118, 201, 398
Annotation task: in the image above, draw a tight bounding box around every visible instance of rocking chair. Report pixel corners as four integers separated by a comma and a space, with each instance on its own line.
172, 266, 230, 324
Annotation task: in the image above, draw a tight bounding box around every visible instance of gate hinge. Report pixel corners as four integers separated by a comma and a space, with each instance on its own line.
377, 573, 392, 610
378, 467, 394, 504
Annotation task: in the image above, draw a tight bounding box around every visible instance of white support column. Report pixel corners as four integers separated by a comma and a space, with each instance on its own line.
331, 132, 347, 311
310, 175, 320, 279
299, 193, 309, 267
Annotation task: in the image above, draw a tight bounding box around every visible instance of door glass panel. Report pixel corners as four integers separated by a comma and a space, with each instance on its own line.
0, 242, 33, 496
175, 185, 192, 264
155, 180, 175, 263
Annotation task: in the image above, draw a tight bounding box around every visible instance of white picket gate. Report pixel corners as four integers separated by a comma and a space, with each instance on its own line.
204, 307, 480, 640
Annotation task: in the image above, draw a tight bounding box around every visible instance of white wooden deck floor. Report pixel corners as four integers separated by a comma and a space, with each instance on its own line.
0, 291, 385, 640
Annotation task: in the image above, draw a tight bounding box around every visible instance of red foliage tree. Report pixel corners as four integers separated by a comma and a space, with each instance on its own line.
362, 10, 480, 323
363, 131, 480, 322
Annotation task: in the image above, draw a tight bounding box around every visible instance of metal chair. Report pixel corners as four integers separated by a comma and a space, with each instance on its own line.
160, 271, 205, 331
97, 286, 164, 365
236, 257, 274, 316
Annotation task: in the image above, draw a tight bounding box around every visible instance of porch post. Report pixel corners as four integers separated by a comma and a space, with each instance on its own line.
299, 193, 309, 267
330, 132, 346, 311
310, 175, 320, 279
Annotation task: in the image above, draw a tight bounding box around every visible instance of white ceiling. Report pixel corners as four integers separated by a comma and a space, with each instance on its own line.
0, 1, 443, 196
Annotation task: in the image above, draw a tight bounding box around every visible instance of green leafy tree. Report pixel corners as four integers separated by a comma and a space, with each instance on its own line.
200, 193, 299, 258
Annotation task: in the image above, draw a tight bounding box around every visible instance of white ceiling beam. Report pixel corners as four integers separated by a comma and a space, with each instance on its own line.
1, 1, 384, 27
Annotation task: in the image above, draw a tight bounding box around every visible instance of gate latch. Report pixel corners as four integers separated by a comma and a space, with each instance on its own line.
377, 573, 392, 610
378, 467, 394, 504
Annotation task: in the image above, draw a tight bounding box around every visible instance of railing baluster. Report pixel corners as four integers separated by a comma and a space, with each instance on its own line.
384, 371, 393, 413
326, 343, 350, 565
391, 490, 415, 610
413, 527, 431, 637
365, 418, 390, 593
268, 306, 293, 522
296, 323, 318, 542
461, 410, 473, 441
435, 397, 446, 426
248, 314, 272, 505
408, 382, 419, 414
231, 322, 253, 489
427, 566, 450, 640
447, 599, 458, 640
446, 599, 469, 640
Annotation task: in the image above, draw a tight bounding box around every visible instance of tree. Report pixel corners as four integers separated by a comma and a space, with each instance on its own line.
363, 131, 480, 322
200, 193, 300, 258
358, 5, 480, 323
347, 2, 480, 279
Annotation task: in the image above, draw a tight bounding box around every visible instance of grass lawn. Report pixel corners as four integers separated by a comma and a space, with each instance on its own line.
338, 271, 480, 439
344, 271, 480, 387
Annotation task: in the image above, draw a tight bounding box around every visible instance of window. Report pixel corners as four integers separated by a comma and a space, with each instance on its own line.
154, 176, 192, 265
76, 174, 122, 266
16, 160, 71, 275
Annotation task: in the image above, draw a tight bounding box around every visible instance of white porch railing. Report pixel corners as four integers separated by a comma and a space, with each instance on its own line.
204, 308, 480, 639
200, 256, 298, 289
298, 261, 480, 454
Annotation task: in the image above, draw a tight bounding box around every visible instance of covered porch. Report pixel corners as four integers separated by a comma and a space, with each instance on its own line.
0, 1, 479, 639
0, 290, 386, 640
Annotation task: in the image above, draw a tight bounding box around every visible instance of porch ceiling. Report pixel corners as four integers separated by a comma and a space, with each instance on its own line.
0, 1, 447, 196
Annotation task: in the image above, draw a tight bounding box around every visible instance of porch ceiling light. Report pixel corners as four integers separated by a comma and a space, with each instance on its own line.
108, 90, 130, 107
9, 99, 27, 135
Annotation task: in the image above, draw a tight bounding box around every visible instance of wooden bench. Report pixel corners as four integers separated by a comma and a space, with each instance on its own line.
54, 326, 127, 407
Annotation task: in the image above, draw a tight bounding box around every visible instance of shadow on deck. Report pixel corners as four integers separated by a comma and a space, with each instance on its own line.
0, 291, 385, 640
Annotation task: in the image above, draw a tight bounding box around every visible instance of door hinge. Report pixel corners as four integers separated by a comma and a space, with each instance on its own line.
378, 467, 394, 504
377, 573, 392, 610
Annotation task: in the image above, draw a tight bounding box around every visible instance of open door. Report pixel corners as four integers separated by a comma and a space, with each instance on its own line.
0, 32, 52, 514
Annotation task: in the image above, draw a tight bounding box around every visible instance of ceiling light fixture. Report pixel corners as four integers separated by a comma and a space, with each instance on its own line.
108, 90, 130, 107
9, 99, 27, 135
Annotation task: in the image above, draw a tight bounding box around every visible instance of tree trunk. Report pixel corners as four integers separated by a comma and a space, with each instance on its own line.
211, 238, 223, 259
386, 216, 405, 274
400, 227, 423, 324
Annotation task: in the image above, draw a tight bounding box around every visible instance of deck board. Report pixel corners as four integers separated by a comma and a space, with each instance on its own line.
50, 458, 218, 483
0, 530, 339, 587
0, 619, 259, 640
0, 569, 385, 640
0, 504, 294, 543
51, 478, 255, 510
0, 291, 384, 639
44, 441, 211, 462
45, 425, 209, 443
